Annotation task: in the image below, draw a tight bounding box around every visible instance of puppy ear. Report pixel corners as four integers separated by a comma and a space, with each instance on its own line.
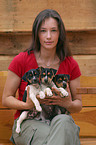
66, 74, 70, 83
53, 74, 57, 83
50, 68, 57, 76
22, 72, 28, 82
40, 66, 44, 71
36, 67, 40, 74
39, 66, 44, 74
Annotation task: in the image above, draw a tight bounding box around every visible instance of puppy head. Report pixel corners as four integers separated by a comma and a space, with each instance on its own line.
40, 67, 56, 84
22, 68, 40, 85
54, 74, 69, 89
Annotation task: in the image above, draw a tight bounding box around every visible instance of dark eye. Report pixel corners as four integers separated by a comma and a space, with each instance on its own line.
47, 72, 50, 76
40, 29, 46, 32
43, 72, 46, 76
51, 29, 57, 32
29, 74, 32, 77
58, 79, 62, 83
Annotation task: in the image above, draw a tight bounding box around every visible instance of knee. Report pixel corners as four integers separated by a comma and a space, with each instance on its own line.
51, 114, 71, 126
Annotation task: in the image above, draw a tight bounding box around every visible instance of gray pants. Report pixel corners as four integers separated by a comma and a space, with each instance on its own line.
12, 114, 80, 145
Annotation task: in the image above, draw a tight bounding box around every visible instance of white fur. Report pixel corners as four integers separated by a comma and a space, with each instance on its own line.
51, 81, 68, 97
16, 85, 45, 134
41, 84, 53, 97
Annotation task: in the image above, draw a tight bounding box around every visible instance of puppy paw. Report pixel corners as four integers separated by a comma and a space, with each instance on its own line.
16, 124, 21, 134
36, 105, 42, 112
39, 91, 45, 99
45, 88, 53, 97
59, 87, 68, 97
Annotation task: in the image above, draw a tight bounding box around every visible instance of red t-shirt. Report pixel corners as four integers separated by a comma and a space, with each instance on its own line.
8, 51, 81, 119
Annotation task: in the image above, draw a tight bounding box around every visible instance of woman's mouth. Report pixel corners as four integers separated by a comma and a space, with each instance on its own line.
45, 41, 53, 44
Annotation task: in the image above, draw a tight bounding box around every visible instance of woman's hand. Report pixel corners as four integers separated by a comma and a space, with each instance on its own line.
38, 77, 82, 113
39, 84, 72, 109
25, 87, 34, 110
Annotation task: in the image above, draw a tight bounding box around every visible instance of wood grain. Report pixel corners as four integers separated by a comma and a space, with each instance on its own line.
77, 87, 96, 94
72, 107, 96, 137
0, 0, 96, 31
0, 31, 96, 55
0, 110, 15, 141
80, 138, 96, 145
0, 107, 96, 140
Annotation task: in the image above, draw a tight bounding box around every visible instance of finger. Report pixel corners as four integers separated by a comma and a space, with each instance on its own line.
52, 87, 60, 95
66, 83, 70, 92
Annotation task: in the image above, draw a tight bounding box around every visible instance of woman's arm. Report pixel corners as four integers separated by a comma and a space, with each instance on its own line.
65, 76, 82, 113
2, 70, 34, 110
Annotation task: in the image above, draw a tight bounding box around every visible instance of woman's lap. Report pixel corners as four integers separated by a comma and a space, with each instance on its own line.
12, 114, 80, 145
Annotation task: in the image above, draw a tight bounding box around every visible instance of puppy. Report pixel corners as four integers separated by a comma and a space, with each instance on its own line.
52, 74, 70, 117
41, 73, 69, 120
38, 67, 56, 120
16, 68, 45, 134
40, 67, 56, 96
53, 74, 69, 97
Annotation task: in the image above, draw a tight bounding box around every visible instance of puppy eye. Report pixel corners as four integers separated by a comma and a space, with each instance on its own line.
29, 74, 32, 76
48, 72, 50, 75
58, 80, 62, 83
43, 73, 46, 76
59, 78, 62, 81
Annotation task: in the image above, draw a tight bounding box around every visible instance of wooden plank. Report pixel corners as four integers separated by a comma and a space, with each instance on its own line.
80, 138, 96, 145
0, 0, 96, 31
67, 31, 96, 55
0, 107, 96, 141
82, 94, 96, 106
0, 143, 13, 145
0, 31, 96, 55
77, 87, 96, 94
0, 71, 7, 108
0, 32, 31, 55
0, 110, 15, 141
73, 55, 96, 76
80, 76, 96, 87
0, 139, 96, 145
72, 107, 96, 137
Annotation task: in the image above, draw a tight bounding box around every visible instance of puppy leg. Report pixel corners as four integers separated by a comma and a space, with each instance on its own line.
30, 93, 42, 112
39, 91, 45, 99
16, 111, 28, 133
59, 87, 68, 97
44, 88, 53, 97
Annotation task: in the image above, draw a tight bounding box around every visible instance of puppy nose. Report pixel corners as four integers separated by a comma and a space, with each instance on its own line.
63, 82, 67, 88
44, 79, 48, 83
33, 78, 37, 82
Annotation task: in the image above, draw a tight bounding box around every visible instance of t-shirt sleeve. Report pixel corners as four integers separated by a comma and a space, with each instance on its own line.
8, 52, 25, 78
70, 58, 81, 80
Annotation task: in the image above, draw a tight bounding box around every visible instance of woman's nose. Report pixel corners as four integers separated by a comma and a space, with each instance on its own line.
47, 31, 51, 39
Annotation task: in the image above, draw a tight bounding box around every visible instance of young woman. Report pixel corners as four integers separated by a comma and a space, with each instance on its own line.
2, 9, 82, 145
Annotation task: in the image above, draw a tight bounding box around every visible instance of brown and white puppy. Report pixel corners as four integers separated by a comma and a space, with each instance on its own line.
40, 72, 69, 120
53, 74, 69, 97
40, 67, 56, 96
16, 68, 45, 134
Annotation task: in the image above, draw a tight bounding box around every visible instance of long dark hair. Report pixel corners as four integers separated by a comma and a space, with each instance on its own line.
26, 9, 72, 61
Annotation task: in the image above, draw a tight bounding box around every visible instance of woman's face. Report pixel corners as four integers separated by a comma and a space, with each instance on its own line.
38, 17, 59, 51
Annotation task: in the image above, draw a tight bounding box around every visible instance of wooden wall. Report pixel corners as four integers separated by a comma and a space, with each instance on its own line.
0, 0, 96, 138
0, 0, 96, 76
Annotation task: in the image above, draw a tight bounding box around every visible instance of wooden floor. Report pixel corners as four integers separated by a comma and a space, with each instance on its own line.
0, 138, 96, 145
80, 138, 96, 145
